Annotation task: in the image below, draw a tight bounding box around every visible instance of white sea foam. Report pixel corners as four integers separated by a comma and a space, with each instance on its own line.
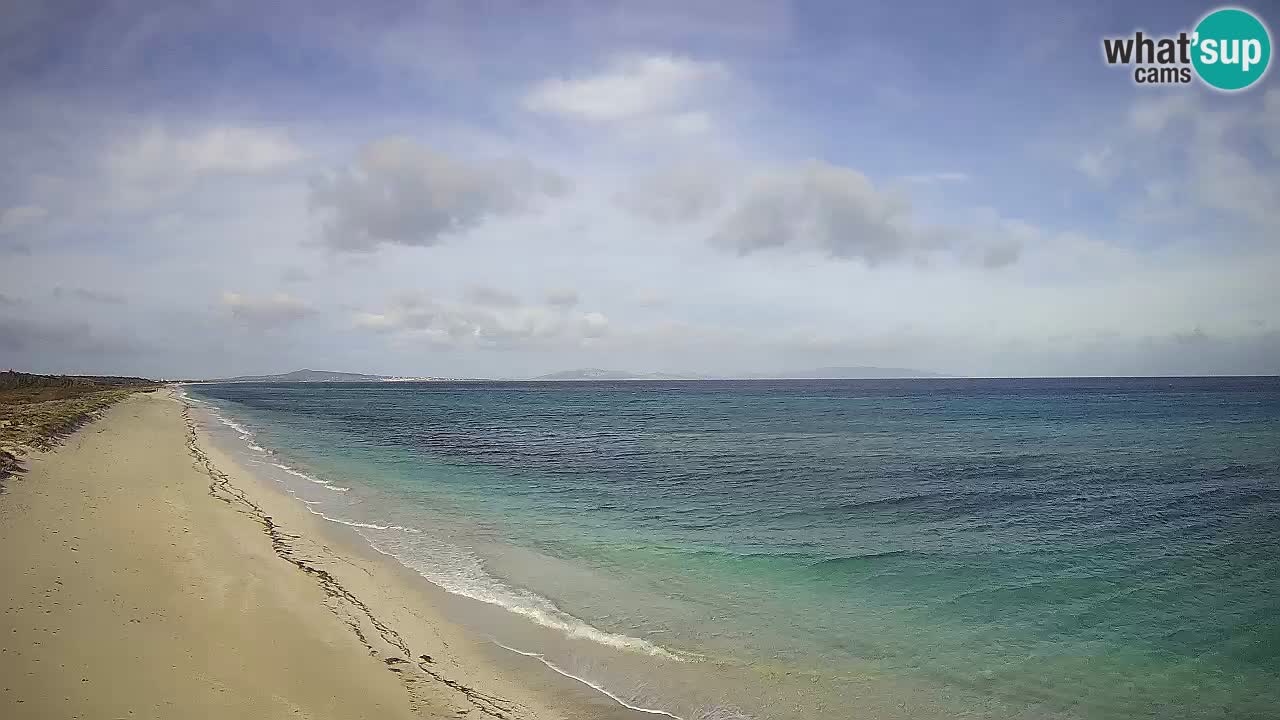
181, 389, 257, 445
181, 387, 683, 664
362, 536, 686, 661
492, 641, 684, 718
272, 462, 330, 485
312, 513, 393, 530
215, 414, 253, 437
302, 507, 423, 534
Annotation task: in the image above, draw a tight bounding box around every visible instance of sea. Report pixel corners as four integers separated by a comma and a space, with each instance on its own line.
182, 377, 1280, 719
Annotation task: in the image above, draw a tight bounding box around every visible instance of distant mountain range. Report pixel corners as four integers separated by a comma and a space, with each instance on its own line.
530, 368, 709, 381
200, 366, 950, 384
531, 366, 948, 380
749, 366, 950, 380
203, 369, 442, 383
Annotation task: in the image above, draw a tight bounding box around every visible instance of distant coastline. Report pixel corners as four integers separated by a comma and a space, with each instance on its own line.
530, 366, 950, 381
194, 369, 454, 383
189, 368, 1280, 384
195, 366, 952, 383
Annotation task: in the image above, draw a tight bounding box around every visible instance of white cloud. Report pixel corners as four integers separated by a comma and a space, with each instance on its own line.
545, 288, 580, 308
524, 54, 726, 123
902, 172, 971, 184
710, 161, 910, 263
1262, 88, 1280, 158
1128, 95, 1196, 133
1124, 92, 1280, 235
107, 126, 303, 183
280, 266, 312, 284
310, 136, 568, 251
1190, 119, 1280, 234
353, 290, 608, 349
52, 286, 126, 305
90, 125, 306, 214
659, 111, 714, 137
1075, 146, 1113, 182
616, 162, 725, 223
222, 292, 315, 329
465, 285, 521, 307
353, 312, 398, 332
0, 204, 48, 234
709, 161, 1025, 267
522, 54, 729, 139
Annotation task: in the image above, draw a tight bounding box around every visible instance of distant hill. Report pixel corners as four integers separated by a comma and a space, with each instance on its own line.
531, 368, 707, 381
206, 369, 391, 383
751, 366, 949, 379
202, 366, 949, 383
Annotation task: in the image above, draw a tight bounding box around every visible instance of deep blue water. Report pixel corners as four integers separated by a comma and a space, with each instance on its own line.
187, 378, 1280, 719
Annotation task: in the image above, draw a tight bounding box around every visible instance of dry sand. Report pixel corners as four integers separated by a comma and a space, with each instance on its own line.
0, 390, 567, 720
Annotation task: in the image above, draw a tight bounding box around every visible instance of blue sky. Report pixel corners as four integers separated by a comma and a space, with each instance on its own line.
1, 0, 1277, 378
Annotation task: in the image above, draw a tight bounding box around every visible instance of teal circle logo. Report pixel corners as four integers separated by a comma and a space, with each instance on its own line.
1192, 8, 1271, 91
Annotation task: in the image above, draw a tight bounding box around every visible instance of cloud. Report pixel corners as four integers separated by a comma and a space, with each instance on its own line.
91, 125, 305, 213
465, 285, 521, 307
545, 289, 580, 308
280, 266, 312, 284
1128, 95, 1196, 134
1188, 110, 1280, 235
710, 162, 910, 263
709, 161, 1025, 267
106, 126, 303, 183
353, 291, 607, 349
616, 163, 725, 223
523, 54, 728, 137
524, 54, 726, 122
52, 287, 127, 305
0, 316, 136, 356
0, 205, 48, 234
1123, 91, 1278, 235
902, 172, 971, 184
1072, 90, 1280, 237
222, 292, 315, 329
1074, 146, 1113, 182
631, 289, 669, 308
310, 136, 568, 251
1263, 88, 1280, 158
927, 208, 1040, 269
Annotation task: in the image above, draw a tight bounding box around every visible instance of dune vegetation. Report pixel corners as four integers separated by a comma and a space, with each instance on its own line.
0, 371, 159, 482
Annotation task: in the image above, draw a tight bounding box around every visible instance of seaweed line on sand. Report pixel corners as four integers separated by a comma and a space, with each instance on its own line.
178, 396, 532, 720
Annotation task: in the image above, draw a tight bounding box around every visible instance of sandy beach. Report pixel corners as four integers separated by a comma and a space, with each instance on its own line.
0, 390, 569, 720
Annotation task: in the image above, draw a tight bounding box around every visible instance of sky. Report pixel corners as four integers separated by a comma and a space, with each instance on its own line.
1, 0, 1278, 379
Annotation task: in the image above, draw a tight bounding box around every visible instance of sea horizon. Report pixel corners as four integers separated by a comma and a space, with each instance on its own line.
178, 372, 1280, 383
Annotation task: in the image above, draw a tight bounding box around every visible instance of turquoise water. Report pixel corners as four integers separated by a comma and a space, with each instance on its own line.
187, 378, 1280, 719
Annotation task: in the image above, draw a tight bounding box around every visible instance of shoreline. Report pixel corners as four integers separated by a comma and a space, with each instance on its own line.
1, 389, 637, 719
177, 383, 976, 720
178, 397, 539, 719
179, 389, 673, 720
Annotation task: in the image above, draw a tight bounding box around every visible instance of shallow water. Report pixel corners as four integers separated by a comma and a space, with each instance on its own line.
186, 378, 1280, 719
